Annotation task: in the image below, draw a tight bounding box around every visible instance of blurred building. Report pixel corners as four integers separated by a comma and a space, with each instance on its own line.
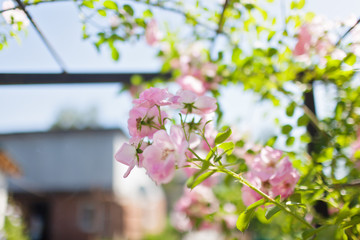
0, 129, 166, 240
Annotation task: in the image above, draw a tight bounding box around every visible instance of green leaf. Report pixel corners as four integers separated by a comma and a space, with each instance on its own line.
97, 9, 107, 16
354, 150, 360, 159
344, 53, 356, 66
143, 9, 153, 18
205, 147, 217, 161
103, 0, 118, 10
300, 133, 311, 143
302, 224, 339, 239
130, 75, 142, 85
123, 4, 134, 16
286, 136, 295, 146
236, 198, 265, 232
186, 170, 216, 189
342, 215, 360, 229
266, 136, 277, 146
218, 142, 235, 155
111, 47, 119, 60
290, 1, 296, 9
281, 125, 293, 135
297, 114, 309, 126
232, 48, 242, 63
335, 102, 345, 121
265, 205, 281, 220
215, 128, 232, 145
82, 0, 94, 8
298, 0, 305, 9
289, 193, 302, 203
286, 102, 296, 117
302, 227, 323, 239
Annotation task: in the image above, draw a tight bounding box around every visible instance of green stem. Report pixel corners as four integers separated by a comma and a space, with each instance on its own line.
218, 167, 314, 229
188, 148, 202, 161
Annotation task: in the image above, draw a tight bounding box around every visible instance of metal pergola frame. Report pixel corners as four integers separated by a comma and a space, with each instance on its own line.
0, 1, 165, 85
0, 73, 165, 85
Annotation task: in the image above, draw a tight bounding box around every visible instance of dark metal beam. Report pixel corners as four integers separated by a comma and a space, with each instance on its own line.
0, 73, 168, 85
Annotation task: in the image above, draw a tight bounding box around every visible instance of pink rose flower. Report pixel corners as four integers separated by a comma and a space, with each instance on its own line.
250, 146, 283, 181
171, 89, 217, 115
145, 19, 162, 46
269, 158, 300, 198
142, 125, 188, 184
115, 143, 137, 178
128, 106, 167, 138
241, 172, 264, 206
242, 147, 299, 205
133, 87, 173, 108
114, 137, 148, 177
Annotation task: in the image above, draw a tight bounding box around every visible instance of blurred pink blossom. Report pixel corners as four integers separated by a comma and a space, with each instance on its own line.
2, 0, 29, 29
145, 19, 162, 46
269, 158, 300, 198
176, 75, 208, 96
172, 186, 219, 231
294, 25, 312, 57
242, 147, 299, 206
293, 16, 339, 62
351, 129, 360, 170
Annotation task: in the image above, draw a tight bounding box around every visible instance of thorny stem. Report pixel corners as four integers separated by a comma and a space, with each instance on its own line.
218, 167, 314, 229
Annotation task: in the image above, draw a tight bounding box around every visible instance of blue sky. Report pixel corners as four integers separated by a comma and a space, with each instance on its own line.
0, 0, 359, 136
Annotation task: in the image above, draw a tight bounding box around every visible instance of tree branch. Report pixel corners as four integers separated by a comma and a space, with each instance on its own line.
216, 0, 230, 35
14, 0, 67, 72
336, 17, 360, 46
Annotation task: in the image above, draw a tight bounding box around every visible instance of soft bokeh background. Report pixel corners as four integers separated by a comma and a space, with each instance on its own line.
1, 0, 359, 136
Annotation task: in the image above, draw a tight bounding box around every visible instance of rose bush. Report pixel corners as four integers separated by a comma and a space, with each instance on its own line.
2, 0, 360, 239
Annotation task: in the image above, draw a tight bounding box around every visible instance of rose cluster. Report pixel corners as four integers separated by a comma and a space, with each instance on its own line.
293, 15, 360, 65
115, 87, 217, 184
293, 16, 346, 63
171, 186, 237, 234
241, 146, 300, 206
170, 42, 221, 96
